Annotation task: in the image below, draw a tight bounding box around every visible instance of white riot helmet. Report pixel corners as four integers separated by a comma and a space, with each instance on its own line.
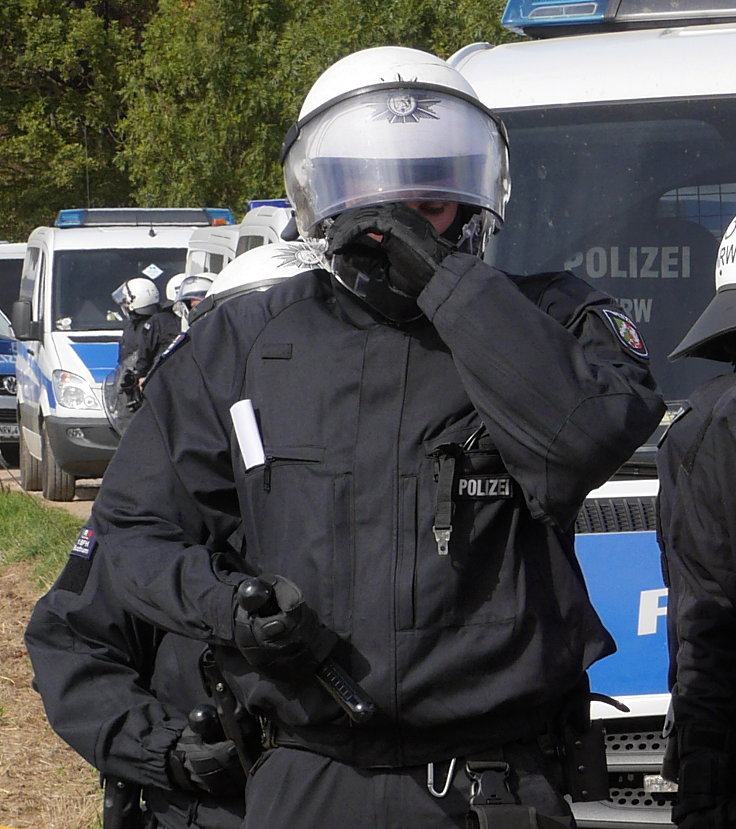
670, 216, 736, 362
191, 241, 323, 322
281, 46, 510, 243
165, 273, 187, 303
111, 277, 160, 317
176, 273, 215, 304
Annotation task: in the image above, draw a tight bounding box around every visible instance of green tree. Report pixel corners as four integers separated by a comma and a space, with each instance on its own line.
120, 0, 512, 218
0, 0, 155, 241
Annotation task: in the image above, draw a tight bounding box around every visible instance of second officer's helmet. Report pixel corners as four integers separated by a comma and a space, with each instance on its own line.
190, 241, 324, 322
176, 274, 215, 305
111, 277, 160, 317
165, 272, 187, 304
280, 46, 510, 248
669, 215, 736, 363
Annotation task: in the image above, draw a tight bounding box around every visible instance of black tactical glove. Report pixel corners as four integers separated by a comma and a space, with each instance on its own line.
168, 725, 246, 795
326, 203, 454, 297
675, 799, 736, 829
233, 574, 337, 680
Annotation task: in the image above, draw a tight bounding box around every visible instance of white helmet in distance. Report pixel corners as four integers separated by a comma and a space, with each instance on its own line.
165, 272, 187, 303
191, 241, 323, 322
176, 273, 215, 304
281, 46, 510, 244
111, 277, 160, 317
670, 216, 736, 362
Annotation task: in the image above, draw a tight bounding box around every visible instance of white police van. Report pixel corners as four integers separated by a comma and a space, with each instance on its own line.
451, 0, 736, 823
185, 200, 293, 276
12, 207, 234, 501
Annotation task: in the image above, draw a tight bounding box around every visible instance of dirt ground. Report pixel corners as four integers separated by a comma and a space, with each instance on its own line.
0, 463, 102, 829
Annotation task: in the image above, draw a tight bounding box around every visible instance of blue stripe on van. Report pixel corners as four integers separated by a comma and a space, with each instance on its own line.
69, 342, 119, 382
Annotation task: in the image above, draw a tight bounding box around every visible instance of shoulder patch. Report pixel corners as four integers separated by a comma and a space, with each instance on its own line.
57, 526, 97, 593
602, 308, 649, 358
71, 526, 97, 559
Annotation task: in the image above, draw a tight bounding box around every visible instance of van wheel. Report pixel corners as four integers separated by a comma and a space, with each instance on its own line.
19, 422, 41, 491
41, 425, 76, 501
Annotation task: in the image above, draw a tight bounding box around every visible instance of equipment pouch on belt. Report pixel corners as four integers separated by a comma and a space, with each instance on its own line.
555, 678, 611, 802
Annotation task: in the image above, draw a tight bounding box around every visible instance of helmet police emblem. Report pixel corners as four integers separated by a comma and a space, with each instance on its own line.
272, 241, 323, 270
373, 92, 441, 124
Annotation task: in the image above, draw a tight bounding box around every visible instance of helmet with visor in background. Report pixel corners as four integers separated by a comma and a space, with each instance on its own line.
111, 277, 160, 317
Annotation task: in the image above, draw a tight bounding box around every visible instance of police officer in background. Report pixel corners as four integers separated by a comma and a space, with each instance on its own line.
112, 277, 161, 363
25, 244, 318, 829
135, 274, 187, 386
657, 216, 736, 828
68, 47, 664, 828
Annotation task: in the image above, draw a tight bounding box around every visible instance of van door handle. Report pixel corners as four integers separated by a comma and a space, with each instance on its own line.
26, 348, 34, 356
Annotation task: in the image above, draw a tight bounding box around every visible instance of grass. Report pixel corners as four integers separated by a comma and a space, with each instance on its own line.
0, 487, 84, 588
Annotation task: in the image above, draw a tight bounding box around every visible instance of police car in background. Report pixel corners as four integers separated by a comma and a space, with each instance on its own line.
451, 0, 736, 823
12, 207, 234, 501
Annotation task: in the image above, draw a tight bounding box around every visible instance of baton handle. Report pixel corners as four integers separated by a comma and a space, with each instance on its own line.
237, 576, 375, 723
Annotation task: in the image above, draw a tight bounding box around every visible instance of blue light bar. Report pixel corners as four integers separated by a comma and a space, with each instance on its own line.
503, 0, 736, 35
55, 209, 88, 228
204, 208, 236, 225
54, 207, 236, 228
247, 199, 291, 210
502, 0, 606, 33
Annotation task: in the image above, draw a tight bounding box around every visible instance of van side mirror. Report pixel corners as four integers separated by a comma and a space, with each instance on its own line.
12, 299, 40, 340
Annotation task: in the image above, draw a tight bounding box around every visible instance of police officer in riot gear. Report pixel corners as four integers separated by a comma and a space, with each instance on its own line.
52, 46, 664, 828
25, 244, 318, 828
112, 277, 162, 363
657, 216, 736, 828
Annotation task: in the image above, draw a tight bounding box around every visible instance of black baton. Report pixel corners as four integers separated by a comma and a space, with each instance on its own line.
238, 577, 376, 723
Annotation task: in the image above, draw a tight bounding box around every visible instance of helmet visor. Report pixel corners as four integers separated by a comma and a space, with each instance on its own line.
283, 85, 510, 236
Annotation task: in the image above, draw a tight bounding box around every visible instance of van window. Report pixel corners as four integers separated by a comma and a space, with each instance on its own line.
487, 96, 736, 402
208, 253, 225, 273
236, 235, 266, 256
0, 257, 23, 319
51, 248, 186, 331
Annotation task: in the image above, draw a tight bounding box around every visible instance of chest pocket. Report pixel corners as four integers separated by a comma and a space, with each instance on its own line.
395, 427, 524, 631
233, 442, 353, 635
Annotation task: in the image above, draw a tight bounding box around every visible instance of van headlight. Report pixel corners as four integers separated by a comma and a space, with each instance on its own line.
52, 370, 101, 410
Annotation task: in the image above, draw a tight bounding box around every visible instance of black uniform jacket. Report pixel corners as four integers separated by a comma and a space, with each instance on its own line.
136, 307, 182, 379
89, 253, 665, 767
24, 533, 245, 827
657, 372, 736, 766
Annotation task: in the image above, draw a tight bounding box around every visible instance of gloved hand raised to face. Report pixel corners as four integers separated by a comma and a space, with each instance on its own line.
233, 574, 337, 680
325, 203, 454, 297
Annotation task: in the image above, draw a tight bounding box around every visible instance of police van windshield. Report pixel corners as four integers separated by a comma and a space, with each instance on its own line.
486, 95, 736, 405
52, 248, 186, 331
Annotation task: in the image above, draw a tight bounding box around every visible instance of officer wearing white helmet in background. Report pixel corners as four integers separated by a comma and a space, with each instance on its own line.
111, 276, 161, 363
175, 273, 215, 328
135, 274, 188, 387
48, 46, 664, 828
657, 216, 736, 829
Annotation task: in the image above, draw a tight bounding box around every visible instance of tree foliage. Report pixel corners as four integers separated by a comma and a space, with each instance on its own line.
0, 0, 512, 239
